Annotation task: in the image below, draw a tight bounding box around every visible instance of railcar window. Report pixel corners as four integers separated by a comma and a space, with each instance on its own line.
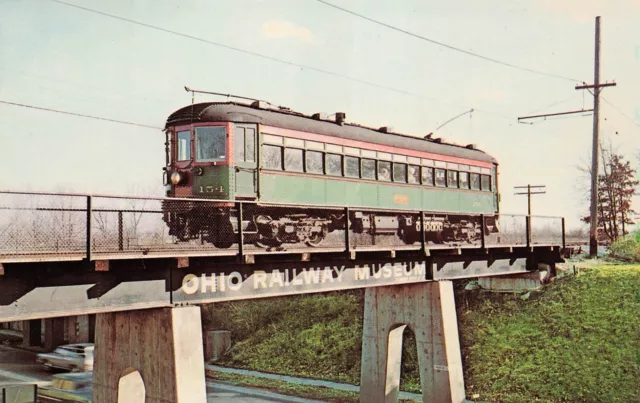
235, 127, 256, 162
284, 148, 303, 172
393, 163, 407, 182
481, 175, 491, 191
362, 159, 376, 180
447, 170, 458, 188
177, 131, 191, 161
459, 172, 470, 189
378, 161, 391, 181
422, 167, 434, 186
345, 156, 360, 178
408, 165, 420, 184
470, 173, 481, 190
235, 127, 245, 161
305, 150, 323, 174
196, 126, 226, 162
262, 145, 282, 170
245, 128, 255, 162
435, 169, 446, 187
326, 153, 342, 176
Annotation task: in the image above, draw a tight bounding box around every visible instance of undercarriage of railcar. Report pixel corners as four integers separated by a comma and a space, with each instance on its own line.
161, 203, 500, 249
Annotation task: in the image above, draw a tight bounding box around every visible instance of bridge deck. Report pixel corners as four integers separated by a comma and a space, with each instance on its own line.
0, 243, 561, 264
0, 190, 565, 266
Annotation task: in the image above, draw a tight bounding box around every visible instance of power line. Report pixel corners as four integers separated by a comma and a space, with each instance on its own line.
47, 0, 513, 121
526, 94, 581, 115
0, 100, 163, 130
48, 0, 417, 98
601, 96, 640, 128
314, 0, 581, 83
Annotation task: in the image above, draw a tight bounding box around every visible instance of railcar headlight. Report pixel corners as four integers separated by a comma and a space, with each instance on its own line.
170, 172, 182, 185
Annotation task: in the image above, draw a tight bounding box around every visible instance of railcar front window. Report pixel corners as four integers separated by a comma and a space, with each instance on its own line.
177, 131, 191, 161
435, 169, 446, 187
196, 126, 226, 162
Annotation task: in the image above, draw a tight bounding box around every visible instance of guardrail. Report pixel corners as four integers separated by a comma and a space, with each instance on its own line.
0, 190, 565, 262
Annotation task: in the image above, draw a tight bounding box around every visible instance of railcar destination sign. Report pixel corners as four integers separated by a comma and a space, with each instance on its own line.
173, 261, 428, 303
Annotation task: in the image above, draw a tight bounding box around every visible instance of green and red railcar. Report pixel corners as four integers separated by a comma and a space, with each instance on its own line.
161, 101, 499, 248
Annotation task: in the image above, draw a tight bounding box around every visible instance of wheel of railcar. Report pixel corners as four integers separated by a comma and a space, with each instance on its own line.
209, 214, 234, 249
254, 237, 282, 248
400, 229, 416, 245
305, 225, 327, 247
175, 215, 190, 242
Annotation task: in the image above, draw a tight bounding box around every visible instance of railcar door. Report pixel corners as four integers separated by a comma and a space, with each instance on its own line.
234, 124, 258, 198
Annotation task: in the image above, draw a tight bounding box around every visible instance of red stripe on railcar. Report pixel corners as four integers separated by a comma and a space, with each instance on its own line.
261, 125, 493, 169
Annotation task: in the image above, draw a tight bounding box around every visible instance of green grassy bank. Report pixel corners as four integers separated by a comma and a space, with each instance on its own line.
204, 264, 640, 402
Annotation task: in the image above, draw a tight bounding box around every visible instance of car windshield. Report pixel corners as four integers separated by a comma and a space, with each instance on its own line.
195, 126, 226, 162
54, 347, 75, 355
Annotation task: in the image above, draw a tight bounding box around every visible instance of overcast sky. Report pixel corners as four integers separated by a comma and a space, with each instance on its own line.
1, 0, 639, 229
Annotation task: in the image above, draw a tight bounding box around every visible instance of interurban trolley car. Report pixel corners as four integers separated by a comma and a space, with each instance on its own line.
162, 100, 500, 248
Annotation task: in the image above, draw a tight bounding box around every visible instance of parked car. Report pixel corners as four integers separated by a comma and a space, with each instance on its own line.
36, 343, 94, 372
36, 372, 93, 402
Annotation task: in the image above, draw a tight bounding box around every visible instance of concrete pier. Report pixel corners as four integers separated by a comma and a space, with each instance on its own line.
93, 306, 207, 403
360, 281, 465, 403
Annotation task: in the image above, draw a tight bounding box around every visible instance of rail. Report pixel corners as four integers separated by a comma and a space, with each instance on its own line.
0, 190, 565, 263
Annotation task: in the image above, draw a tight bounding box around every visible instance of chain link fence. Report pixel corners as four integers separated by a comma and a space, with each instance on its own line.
0, 191, 564, 261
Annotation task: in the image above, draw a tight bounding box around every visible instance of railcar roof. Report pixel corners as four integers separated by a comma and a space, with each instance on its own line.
165, 102, 497, 164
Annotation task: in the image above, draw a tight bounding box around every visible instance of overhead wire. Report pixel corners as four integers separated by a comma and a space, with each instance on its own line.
47, 0, 514, 122
0, 100, 163, 130
526, 94, 582, 115
314, 0, 581, 83
601, 97, 640, 128
48, 0, 419, 99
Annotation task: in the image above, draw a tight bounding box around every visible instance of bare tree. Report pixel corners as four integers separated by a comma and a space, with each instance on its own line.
582, 143, 638, 243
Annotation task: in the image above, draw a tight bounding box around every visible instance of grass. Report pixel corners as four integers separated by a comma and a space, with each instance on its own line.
206, 369, 361, 403
204, 264, 640, 403
459, 264, 640, 403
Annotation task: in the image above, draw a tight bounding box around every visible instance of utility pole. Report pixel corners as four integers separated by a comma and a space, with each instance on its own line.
514, 185, 546, 216
518, 17, 616, 257
575, 16, 616, 257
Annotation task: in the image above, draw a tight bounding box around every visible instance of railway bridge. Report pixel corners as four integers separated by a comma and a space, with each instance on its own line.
0, 190, 565, 403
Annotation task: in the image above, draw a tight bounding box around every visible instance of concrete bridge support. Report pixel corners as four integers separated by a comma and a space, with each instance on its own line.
360, 281, 465, 403
93, 306, 207, 403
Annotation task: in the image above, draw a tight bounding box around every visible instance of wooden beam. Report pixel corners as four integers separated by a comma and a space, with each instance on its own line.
176, 257, 189, 269
95, 260, 109, 272
244, 255, 255, 265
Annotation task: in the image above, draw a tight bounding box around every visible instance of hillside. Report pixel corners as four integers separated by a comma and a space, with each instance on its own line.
204, 264, 640, 402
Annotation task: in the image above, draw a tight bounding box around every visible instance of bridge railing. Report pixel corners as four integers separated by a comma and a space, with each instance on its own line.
0, 190, 565, 261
